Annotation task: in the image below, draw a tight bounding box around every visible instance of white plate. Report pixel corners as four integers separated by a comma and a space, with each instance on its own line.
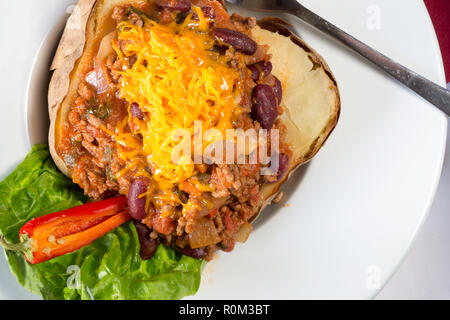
0, 0, 446, 300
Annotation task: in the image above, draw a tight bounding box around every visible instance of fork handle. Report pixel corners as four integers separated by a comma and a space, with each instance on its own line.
291, 3, 450, 116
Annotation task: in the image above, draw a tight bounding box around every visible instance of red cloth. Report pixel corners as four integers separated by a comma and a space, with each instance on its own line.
424, 0, 450, 82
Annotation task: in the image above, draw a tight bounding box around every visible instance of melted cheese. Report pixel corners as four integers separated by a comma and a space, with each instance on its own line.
111, 11, 243, 194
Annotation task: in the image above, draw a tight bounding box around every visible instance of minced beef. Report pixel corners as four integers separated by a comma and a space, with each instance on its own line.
57, 0, 291, 260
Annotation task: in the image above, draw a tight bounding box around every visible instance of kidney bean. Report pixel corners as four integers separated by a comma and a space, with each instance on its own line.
251, 84, 278, 129
155, 0, 191, 12
176, 246, 207, 259
266, 153, 290, 182
192, 6, 216, 20
276, 153, 290, 181
128, 54, 137, 67
249, 61, 272, 82
272, 76, 283, 104
214, 28, 257, 55
130, 102, 144, 120
133, 221, 159, 260
128, 177, 150, 220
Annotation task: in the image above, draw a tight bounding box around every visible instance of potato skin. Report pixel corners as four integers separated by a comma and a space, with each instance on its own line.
251, 18, 340, 219
47, 1, 340, 215
48, 0, 97, 177
258, 17, 341, 163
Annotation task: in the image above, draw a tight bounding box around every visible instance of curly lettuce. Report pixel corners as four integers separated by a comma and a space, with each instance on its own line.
0, 145, 205, 300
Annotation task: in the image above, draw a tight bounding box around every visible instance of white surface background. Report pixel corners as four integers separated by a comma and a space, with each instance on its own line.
377, 114, 450, 300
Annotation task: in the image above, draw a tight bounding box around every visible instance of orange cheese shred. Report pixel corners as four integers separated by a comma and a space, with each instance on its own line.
111, 11, 243, 193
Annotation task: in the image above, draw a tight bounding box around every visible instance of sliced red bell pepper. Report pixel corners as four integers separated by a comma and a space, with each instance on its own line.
0, 196, 131, 264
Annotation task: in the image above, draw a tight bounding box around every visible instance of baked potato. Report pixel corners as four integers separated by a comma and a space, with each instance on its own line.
48, 0, 340, 258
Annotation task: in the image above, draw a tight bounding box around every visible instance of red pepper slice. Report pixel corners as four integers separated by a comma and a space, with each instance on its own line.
0, 196, 131, 264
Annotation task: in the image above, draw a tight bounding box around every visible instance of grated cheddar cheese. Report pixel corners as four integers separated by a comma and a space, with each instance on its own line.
110, 11, 243, 195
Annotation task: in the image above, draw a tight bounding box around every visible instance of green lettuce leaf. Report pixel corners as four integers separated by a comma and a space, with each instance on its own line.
0, 144, 205, 300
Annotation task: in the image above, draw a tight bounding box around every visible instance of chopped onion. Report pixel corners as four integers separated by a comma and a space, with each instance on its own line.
95, 31, 116, 68
198, 194, 227, 218
189, 217, 221, 249
234, 223, 253, 243
85, 68, 109, 94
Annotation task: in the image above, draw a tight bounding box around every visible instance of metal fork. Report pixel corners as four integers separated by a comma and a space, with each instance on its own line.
227, 0, 450, 116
